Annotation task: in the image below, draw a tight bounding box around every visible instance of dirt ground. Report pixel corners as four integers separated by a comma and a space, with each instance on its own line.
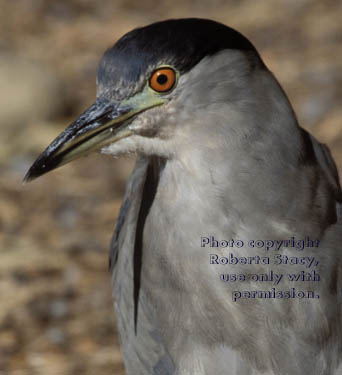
0, 1, 341, 374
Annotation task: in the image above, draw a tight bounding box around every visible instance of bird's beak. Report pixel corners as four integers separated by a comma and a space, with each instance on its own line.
24, 89, 164, 183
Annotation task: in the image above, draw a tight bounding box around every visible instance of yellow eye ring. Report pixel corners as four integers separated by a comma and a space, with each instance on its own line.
149, 67, 176, 93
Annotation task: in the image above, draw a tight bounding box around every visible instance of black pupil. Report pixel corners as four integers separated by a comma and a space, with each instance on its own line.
157, 74, 168, 85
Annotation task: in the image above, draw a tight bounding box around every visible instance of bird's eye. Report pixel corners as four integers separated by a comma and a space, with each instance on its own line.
149, 67, 176, 93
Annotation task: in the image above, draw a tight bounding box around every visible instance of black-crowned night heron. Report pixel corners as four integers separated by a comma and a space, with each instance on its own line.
25, 18, 342, 375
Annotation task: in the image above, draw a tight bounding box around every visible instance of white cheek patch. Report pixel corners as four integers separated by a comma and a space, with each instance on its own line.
101, 135, 174, 158
101, 136, 139, 156
100, 102, 180, 158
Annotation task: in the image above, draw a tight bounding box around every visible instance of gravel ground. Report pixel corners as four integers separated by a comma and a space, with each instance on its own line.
0, 1, 341, 374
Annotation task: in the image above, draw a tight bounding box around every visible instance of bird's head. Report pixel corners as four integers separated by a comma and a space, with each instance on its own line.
24, 18, 273, 182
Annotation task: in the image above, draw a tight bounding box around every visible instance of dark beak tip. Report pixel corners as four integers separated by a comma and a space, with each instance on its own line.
22, 165, 40, 184
22, 168, 36, 184
22, 174, 30, 185
23, 154, 52, 184
23, 143, 65, 185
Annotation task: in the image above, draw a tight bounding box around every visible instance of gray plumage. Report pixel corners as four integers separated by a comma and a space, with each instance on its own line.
106, 28, 342, 375
25, 19, 342, 375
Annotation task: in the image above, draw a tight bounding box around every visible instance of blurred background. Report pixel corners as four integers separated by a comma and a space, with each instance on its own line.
0, 0, 341, 374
